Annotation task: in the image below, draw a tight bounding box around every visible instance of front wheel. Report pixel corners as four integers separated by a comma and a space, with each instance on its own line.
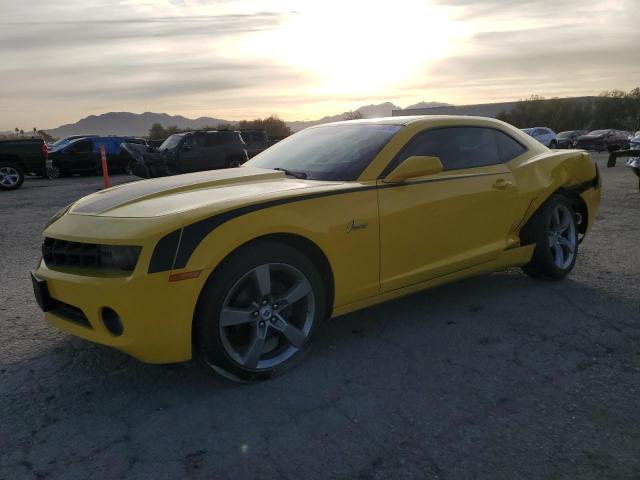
194, 241, 326, 381
549, 140, 557, 149
521, 195, 578, 279
0, 163, 24, 190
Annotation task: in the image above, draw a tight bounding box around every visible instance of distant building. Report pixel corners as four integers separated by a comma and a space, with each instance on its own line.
392, 96, 597, 118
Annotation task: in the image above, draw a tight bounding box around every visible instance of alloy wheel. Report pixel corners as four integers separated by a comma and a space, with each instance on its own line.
48, 165, 61, 179
218, 262, 315, 370
0, 166, 20, 187
547, 204, 576, 270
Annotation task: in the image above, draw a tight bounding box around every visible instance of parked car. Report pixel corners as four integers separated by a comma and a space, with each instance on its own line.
554, 130, 588, 149
607, 132, 640, 190
47, 136, 147, 178
574, 129, 629, 152
0, 137, 48, 190
521, 127, 558, 147
241, 129, 269, 158
123, 130, 248, 178
33, 116, 601, 381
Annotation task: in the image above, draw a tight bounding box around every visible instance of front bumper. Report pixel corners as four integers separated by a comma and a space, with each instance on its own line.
32, 258, 209, 363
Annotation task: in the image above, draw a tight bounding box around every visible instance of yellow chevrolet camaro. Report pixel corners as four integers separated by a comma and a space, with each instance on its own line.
32, 116, 601, 380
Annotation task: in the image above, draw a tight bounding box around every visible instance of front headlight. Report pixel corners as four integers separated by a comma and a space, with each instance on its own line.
43, 203, 73, 231
100, 245, 142, 271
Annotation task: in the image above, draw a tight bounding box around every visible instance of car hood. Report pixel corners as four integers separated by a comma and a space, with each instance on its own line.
68, 167, 342, 218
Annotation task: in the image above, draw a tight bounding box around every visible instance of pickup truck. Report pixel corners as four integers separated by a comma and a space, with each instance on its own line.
0, 138, 48, 190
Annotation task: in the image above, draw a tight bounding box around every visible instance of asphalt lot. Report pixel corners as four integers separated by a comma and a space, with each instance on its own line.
1, 155, 639, 480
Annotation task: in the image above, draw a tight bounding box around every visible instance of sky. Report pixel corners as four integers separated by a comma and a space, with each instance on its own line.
0, 0, 638, 131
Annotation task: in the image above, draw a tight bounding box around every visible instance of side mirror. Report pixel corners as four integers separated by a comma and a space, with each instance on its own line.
384, 156, 443, 183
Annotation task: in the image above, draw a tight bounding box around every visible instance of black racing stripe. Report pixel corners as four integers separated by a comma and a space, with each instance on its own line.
151, 171, 499, 272
172, 185, 377, 269
148, 229, 182, 274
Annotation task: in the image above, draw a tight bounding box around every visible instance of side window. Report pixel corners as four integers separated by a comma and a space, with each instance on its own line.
73, 140, 93, 153
394, 127, 503, 171
494, 130, 527, 162
205, 134, 224, 147
191, 135, 207, 148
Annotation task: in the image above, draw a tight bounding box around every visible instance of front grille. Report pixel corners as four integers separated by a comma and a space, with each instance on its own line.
50, 299, 92, 328
42, 238, 141, 272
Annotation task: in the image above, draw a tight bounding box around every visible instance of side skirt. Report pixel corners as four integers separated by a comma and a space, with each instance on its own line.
331, 245, 535, 318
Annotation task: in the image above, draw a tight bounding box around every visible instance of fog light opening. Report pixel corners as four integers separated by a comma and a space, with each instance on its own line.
101, 307, 123, 336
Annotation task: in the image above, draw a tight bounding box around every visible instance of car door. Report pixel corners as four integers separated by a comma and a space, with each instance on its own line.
65, 139, 96, 173
378, 126, 525, 293
177, 134, 206, 173
203, 133, 228, 169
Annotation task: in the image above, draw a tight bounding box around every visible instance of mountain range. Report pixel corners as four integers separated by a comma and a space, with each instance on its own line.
43, 101, 450, 138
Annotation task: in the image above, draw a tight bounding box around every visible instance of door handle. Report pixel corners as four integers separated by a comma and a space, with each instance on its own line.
493, 178, 514, 189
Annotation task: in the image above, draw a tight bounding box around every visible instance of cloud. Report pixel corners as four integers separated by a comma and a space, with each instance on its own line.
0, 12, 288, 51
0, 0, 638, 130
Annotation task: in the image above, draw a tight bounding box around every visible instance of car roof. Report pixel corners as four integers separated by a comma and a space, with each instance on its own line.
313, 115, 517, 129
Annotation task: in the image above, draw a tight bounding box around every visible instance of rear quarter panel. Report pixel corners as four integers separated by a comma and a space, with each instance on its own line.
509, 150, 599, 231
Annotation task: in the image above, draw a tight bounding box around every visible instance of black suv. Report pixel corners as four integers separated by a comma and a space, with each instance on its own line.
124, 130, 248, 178
241, 129, 269, 158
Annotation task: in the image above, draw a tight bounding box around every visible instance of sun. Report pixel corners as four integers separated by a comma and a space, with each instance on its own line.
244, 0, 461, 96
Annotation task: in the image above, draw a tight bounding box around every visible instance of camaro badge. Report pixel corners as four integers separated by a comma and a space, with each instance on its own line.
347, 220, 368, 233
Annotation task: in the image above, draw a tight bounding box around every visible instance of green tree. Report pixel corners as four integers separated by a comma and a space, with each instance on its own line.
343, 110, 363, 120
239, 115, 291, 137
148, 123, 168, 140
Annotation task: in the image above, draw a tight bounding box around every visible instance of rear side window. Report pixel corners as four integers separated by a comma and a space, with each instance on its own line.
205, 133, 236, 147
391, 127, 526, 172
494, 130, 527, 162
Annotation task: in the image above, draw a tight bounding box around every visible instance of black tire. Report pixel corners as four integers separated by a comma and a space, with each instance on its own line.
549, 140, 557, 149
0, 163, 25, 190
521, 194, 578, 279
225, 156, 243, 168
47, 162, 65, 179
194, 241, 326, 381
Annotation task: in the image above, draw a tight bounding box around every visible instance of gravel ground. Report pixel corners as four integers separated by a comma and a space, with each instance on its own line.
1, 155, 639, 480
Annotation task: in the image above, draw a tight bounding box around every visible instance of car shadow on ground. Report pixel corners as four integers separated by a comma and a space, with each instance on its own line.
4, 268, 636, 394
3, 269, 639, 479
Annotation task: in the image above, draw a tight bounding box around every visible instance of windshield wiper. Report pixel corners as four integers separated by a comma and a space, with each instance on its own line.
273, 167, 308, 179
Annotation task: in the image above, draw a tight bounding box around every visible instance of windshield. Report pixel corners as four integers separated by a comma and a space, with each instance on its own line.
589, 130, 608, 136
159, 134, 184, 151
245, 124, 402, 181
557, 131, 574, 138
51, 137, 79, 150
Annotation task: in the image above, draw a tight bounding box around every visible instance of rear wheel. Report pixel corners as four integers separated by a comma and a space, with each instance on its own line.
47, 163, 64, 179
0, 163, 24, 190
521, 195, 578, 279
225, 156, 243, 168
194, 241, 326, 381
